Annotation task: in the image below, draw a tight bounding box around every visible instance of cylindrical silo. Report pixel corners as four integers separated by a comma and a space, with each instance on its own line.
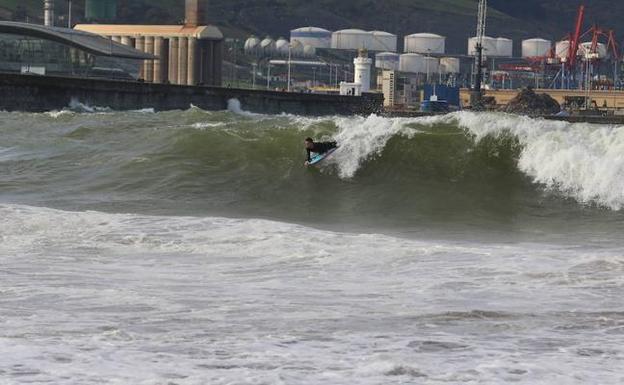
404, 33, 445, 54
496, 38, 513, 58
331, 29, 373, 50
290, 27, 332, 49
468, 36, 497, 57
370, 31, 397, 52
375, 52, 400, 70
522, 38, 552, 58
399, 53, 426, 73
440, 57, 460, 74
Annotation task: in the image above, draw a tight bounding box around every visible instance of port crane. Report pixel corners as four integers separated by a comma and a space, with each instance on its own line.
471, 0, 487, 108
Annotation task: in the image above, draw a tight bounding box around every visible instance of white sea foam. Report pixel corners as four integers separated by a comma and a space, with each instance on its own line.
314, 111, 624, 209
0, 203, 622, 384
445, 112, 624, 209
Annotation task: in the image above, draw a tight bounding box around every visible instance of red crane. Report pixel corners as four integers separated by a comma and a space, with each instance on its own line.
567, 4, 585, 69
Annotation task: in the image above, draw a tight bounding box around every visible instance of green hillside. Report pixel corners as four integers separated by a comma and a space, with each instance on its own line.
0, 0, 621, 54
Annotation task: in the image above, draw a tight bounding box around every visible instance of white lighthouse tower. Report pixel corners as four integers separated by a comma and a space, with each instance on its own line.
340, 49, 372, 96
353, 49, 372, 92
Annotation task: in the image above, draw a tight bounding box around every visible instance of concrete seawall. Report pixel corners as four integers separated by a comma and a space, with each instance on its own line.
0, 73, 383, 115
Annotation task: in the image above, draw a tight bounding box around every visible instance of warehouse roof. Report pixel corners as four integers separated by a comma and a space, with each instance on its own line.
0, 21, 154, 60
74, 24, 223, 40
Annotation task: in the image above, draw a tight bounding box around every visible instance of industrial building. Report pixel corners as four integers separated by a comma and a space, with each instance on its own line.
75, 0, 224, 86
0, 21, 152, 79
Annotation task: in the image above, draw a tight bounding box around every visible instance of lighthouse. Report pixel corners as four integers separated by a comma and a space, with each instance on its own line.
353, 49, 372, 92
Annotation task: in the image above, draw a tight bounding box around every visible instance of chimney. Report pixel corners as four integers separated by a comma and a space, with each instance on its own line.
44, 0, 55, 26
185, 0, 206, 27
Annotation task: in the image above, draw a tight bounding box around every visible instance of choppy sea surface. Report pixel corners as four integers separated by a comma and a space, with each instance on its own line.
1, 101, 623, 384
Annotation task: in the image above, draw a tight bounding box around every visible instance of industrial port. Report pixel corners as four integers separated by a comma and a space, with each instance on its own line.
0, 1, 623, 119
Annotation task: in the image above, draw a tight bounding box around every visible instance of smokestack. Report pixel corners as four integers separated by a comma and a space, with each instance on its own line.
44, 0, 55, 26
185, 0, 206, 27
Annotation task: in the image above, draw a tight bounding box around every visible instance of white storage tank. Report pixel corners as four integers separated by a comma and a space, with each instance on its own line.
423, 56, 440, 74
555, 40, 571, 60
290, 40, 304, 56
303, 45, 316, 57
468, 36, 497, 57
399, 53, 426, 73
290, 27, 332, 49
440, 57, 460, 74
496, 38, 513, 58
260, 36, 276, 55
376, 52, 400, 70
578, 42, 608, 59
275, 38, 290, 56
522, 38, 552, 58
370, 31, 397, 52
331, 29, 373, 50
244, 36, 260, 54
404, 33, 445, 54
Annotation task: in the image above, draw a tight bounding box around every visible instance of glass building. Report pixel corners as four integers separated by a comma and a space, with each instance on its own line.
0, 21, 153, 80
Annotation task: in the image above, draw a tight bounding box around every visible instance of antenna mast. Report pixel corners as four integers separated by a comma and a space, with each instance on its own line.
472, 0, 487, 109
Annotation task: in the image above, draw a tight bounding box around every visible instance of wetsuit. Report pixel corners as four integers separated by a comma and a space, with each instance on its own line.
307, 141, 337, 162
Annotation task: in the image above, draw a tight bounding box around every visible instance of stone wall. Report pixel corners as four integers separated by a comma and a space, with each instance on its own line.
0, 73, 383, 115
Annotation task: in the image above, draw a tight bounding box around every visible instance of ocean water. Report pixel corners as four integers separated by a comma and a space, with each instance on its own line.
0, 103, 623, 384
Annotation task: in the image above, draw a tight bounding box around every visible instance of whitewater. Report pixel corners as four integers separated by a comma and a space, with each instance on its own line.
0, 106, 623, 384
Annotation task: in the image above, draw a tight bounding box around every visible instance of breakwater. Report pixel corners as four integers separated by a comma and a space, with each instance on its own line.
0, 73, 383, 115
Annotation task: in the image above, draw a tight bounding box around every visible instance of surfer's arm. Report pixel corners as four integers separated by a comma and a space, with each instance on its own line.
306, 149, 311, 162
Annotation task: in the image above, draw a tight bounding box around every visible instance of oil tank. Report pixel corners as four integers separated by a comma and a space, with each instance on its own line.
370, 31, 397, 52
440, 57, 460, 74
578, 42, 608, 59
555, 40, 570, 60
275, 38, 290, 56
375, 52, 400, 70
331, 29, 373, 50
422, 57, 440, 74
496, 38, 513, 58
399, 53, 426, 73
522, 38, 552, 58
290, 40, 304, 56
404, 33, 445, 54
85, 0, 117, 21
260, 37, 276, 55
244, 36, 261, 54
303, 45, 316, 57
468, 36, 497, 57
290, 27, 332, 49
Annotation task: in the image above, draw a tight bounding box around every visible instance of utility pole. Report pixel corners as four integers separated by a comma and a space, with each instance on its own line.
287, 44, 292, 92
67, 0, 72, 28
471, 0, 487, 109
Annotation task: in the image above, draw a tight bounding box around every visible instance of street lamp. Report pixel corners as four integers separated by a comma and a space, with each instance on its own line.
287, 44, 292, 92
